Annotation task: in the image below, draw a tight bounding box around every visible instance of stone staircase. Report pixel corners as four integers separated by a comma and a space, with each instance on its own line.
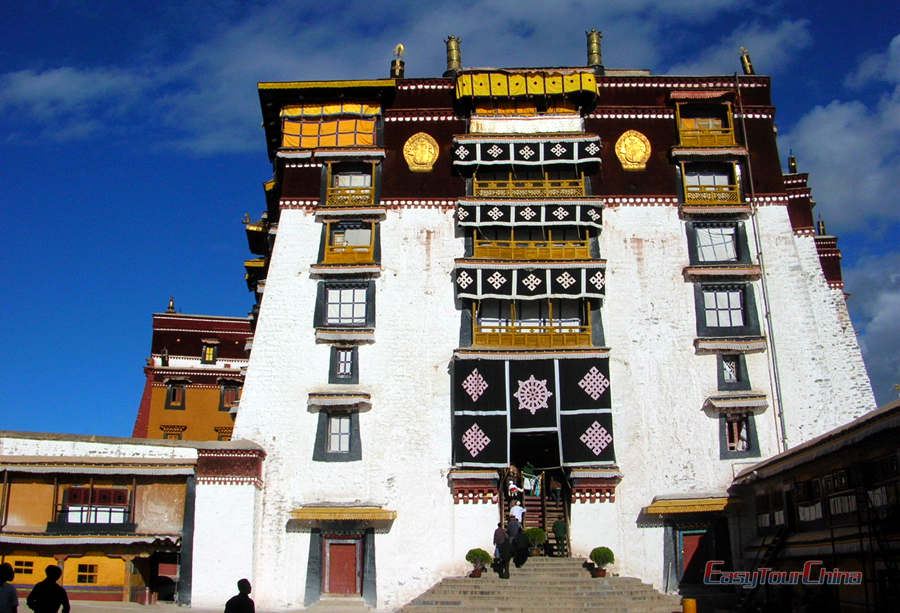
502, 493, 568, 555
398, 558, 682, 613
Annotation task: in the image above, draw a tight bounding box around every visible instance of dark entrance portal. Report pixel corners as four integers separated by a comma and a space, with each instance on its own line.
510, 431, 559, 469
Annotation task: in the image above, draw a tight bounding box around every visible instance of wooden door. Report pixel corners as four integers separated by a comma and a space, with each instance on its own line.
681, 532, 705, 572
323, 537, 361, 594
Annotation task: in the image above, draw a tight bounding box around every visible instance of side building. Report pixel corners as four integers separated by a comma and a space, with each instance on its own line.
220, 33, 875, 610
132, 299, 252, 442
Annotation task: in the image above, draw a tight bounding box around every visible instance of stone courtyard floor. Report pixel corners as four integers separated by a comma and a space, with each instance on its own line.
17, 597, 382, 613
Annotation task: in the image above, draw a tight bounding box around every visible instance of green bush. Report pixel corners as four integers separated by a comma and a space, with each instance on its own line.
524, 527, 547, 546
590, 546, 614, 567
465, 548, 493, 569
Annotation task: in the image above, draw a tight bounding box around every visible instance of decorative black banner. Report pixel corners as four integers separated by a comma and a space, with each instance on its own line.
558, 358, 611, 409
456, 201, 603, 228
454, 265, 605, 300
452, 137, 602, 166
453, 413, 508, 466
508, 360, 557, 430
453, 359, 506, 411
560, 412, 616, 464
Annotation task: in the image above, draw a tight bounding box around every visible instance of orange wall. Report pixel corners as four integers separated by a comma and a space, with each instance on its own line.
4, 480, 54, 530
145, 384, 236, 441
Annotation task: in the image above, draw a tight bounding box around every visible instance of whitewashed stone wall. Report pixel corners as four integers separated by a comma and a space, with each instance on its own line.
190, 482, 259, 606
754, 208, 875, 445
0, 436, 198, 461
232, 207, 465, 609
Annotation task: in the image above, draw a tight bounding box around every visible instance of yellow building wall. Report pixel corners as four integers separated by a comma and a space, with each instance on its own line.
145, 384, 235, 441
0, 554, 57, 586
134, 481, 185, 533
63, 554, 125, 587
5, 480, 55, 530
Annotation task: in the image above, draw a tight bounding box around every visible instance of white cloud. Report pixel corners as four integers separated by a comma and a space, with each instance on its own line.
666, 19, 812, 76
843, 252, 900, 406
845, 33, 900, 88
781, 37, 900, 231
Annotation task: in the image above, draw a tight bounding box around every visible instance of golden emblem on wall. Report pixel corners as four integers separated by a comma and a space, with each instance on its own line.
403, 132, 439, 173
615, 129, 651, 171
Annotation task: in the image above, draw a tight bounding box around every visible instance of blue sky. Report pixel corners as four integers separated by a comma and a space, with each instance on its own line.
1, 1, 897, 436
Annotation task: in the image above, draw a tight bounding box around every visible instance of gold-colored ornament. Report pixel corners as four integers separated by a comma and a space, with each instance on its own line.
615, 129, 651, 171
403, 132, 439, 173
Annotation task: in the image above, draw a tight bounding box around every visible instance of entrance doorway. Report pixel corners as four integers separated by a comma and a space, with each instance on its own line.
322, 536, 362, 595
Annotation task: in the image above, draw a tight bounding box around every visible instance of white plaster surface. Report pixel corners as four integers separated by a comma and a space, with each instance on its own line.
0, 436, 198, 461
190, 483, 258, 607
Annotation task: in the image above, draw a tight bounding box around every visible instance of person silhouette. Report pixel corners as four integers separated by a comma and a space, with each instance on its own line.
224, 578, 255, 613
0, 562, 17, 613
25, 565, 69, 613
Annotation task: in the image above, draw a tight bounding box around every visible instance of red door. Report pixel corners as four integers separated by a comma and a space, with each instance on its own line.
324, 538, 360, 594
681, 532, 704, 571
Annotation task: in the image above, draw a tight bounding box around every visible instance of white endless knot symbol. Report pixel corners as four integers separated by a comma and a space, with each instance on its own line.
578, 366, 610, 400
589, 270, 605, 290
462, 423, 491, 457
455, 145, 470, 159
584, 142, 600, 155
580, 422, 612, 456
550, 143, 566, 157
487, 144, 504, 158
513, 374, 553, 415
487, 206, 504, 220
486, 271, 507, 289
519, 207, 536, 220
521, 273, 542, 291
556, 272, 576, 289
457, 271, 474, 289
586, 209, 601, 221
457, 208, 469, 220
519, 145, 535, 159
461, 368, 489, 402
552, 206, 569, 220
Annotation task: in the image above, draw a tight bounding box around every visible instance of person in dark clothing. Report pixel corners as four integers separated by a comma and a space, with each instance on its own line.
492, 522, 507, 560
224, 578, 255, 613
0, 562, 18, 613
26, 565, 69, 613
506, 516, 522, 541
512, 530, 530, 568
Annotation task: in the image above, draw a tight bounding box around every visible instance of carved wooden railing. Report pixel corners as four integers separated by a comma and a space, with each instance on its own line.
473, 239, 590, 260
473, 178, 585, 199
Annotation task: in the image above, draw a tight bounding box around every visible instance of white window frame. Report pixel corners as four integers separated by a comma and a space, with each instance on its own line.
704, 289, 744, 327
336, 349, 353, 377
696, 226, 737, 262
333, 172, 372, 188
326, 287, 367, 325
328, 415, 351, 453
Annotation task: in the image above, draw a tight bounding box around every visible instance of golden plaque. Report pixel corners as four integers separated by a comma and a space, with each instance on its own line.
403, 132, 439, 172
615, 130, 651, 171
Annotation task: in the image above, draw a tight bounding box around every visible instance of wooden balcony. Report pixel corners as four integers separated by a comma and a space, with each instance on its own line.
472, 324, 591, 348
473, 239, 590, 260
678, 126, 736, 148
684, 184, 741, 205
324, 185, 376, 207
323, 244, 375, 264
473, 177, 585, 199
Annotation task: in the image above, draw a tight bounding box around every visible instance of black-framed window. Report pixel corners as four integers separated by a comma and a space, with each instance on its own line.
314, 281, 376, 328
313, 411, 361, 462
717, 354, 751, 391
77, 564, 98, 584
201, 342, 218, 364
165, 382, 188, 410
329, 346, 359, 384
219, 382, 242, 411
686, 221, 750, 265
719, 413, 759, 459
694, 283, 760, 337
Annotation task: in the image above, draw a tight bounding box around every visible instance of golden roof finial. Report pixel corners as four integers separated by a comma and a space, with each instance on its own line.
166, 296, 176, 313
394, 43, 405, 59
740, 46, 755, 75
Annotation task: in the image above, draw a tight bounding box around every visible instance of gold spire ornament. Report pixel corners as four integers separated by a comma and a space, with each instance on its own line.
403, 132, 439, 172
615, 130, 651, 171
740, 46, 755, 75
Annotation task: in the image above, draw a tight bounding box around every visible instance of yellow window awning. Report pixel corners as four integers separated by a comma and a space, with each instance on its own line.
280, 102, 381, 118
290, 506, 397, 522
644, 497, 729, 515
456, 71, 596, 99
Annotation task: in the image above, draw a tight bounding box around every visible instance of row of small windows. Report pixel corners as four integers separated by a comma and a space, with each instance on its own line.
3, 561, 98, 584
165, 383, 241, 411
160, 426, 232, 441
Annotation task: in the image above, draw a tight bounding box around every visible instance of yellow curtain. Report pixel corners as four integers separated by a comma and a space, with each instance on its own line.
282, 118, 376, 148
280, 102, 381, 118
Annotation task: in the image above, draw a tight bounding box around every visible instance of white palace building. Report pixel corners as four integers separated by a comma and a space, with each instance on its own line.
0, 33, 876, 611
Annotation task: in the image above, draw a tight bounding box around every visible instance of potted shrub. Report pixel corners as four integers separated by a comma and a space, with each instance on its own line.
465, 548, 492, 577
524, 527, 547, 556
588, 546, 614, 577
